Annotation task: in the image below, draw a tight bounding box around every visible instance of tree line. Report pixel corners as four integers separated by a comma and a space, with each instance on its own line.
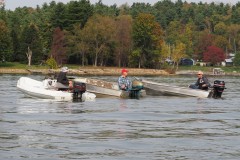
1, 0, 240, 69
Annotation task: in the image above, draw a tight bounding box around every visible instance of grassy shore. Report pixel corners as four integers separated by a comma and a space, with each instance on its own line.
0, 62, 168, 76
1, 62, 240, 76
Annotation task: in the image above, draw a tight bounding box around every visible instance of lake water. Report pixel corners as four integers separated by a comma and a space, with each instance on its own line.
0, 74, 239, 160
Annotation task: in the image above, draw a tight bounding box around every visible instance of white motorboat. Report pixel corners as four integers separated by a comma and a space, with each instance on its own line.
142, 79, 211, 98
17, 77, 96, 101
74, 77, 146, 98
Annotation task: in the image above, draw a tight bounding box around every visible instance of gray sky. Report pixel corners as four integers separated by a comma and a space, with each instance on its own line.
4, 0, 239, 10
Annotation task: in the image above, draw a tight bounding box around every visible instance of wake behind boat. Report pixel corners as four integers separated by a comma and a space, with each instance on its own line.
17, 77, 96, 101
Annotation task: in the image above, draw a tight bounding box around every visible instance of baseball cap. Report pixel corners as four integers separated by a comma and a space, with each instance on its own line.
61, 67, 69, 72
121, 68, 128, 74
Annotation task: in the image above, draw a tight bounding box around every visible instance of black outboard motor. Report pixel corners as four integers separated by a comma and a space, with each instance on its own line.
210, 80, 225, 98
72, 81, 86, 100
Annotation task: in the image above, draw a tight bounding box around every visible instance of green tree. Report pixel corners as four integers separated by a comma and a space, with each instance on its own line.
160, 41, 171, 60
233, 51, 240, 66
213, 35, 230, 51
181, 22, 195, 57
129, 48, 141, 68
132, 13, 163, 68
165, 20, 181, 45
66, 24, 90, 66
0, 20, 12, 62
94, 0, 119, 16
214, 22, 227, 35
20, 23, 43, 64
153, 0, 176, 29
35, 3, 54, 59
227, 24, 240, 53
171, 42, 186, 70
82, 14, 116, 66
160, 41, 171, 68
66, 0, 93, 29
11, 29, 21, 61
46, 57, 58, 69
51, 2, 67, 29
118, 3, 131, 16
130, 2, 154, 18
0, 5, 7, 22
231, 7, 240, 24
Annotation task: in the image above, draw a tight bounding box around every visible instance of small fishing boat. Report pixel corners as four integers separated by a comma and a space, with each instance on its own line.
142, 79, 225, 98
17, 77, 96, 101
142, 79, 210, 98
73, 77, 146, 98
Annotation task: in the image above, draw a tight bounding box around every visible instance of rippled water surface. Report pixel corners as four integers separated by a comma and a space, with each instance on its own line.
0, 74, 239, 160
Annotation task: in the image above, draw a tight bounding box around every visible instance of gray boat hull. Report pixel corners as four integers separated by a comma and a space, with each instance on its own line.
74, 78, 146, 98
142, 80, 210, 98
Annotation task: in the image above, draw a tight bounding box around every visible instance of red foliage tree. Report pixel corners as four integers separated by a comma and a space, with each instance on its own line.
51, 27, 67, 65
203, 46, 225, 65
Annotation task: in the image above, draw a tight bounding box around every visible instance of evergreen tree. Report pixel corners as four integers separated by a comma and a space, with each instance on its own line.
65, 0, 93, 29
51, 2, 67, 29
11, 29, 21, 61
20, 23, 43, 64
0, 20, 12, 62
94, 0, 119, 17
233, 51, 240, 66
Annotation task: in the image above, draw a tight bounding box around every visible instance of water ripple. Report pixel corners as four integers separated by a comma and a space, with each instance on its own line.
0, 75, 239, 160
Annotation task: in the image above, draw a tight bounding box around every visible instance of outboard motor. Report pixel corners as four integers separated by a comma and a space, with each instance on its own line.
72, 81, 86, 100
132, 80, 144, 90
129, 80, 144, 99
210, 80, 225, 98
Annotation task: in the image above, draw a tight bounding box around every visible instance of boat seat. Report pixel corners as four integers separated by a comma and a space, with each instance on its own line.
55, 82, 69, 90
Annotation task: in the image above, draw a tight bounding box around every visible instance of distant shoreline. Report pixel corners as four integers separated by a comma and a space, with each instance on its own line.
1, 68, 239, 76
0, 68, 169, 76
176, 70, 240, 76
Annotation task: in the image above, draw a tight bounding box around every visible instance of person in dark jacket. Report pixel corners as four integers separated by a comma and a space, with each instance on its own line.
189, 71, 211, 90
57, 67, 69, 85
56, 67, 72, 89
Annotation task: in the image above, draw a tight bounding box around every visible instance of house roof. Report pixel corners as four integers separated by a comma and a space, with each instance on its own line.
225, 59, 233, 63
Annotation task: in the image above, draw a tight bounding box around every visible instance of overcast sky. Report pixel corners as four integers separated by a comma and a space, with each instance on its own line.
4, 0, 239, 10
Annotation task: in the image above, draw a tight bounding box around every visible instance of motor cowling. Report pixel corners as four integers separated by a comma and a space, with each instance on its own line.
212, 80, 225, 98
131, 80, 144, 90
72, 81, 86, 100
128, 80, 144, 99
73, 81, 86, 92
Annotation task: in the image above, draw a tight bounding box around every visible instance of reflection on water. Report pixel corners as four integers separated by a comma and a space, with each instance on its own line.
0, 74, 240, 160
